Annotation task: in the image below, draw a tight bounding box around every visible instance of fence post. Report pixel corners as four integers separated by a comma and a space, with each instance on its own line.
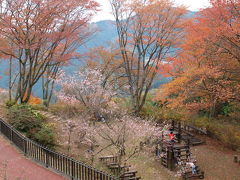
10, 129, 13, 141
71, 160, 75, 180
171, 120, 175, 131
167, 146, 174, 171
178, 122, 182, 143
46, 150, 49, 168
24, 139, 27, 156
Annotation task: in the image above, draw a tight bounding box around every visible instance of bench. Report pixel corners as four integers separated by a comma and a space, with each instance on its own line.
120, 171, 137, 177
99, 155, 119, 164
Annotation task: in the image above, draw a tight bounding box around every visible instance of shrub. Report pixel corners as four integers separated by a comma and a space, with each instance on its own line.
8, 104, 43, 135
207, 121, 240, 150
191, 116, 240, 150
140, 99, 185, 123
34, 123, 56, 149
5, 100, 16, 108
31, 104, 48, 111
140, 100, 160, 118
7, 104, 56, 149
229, 102, 240, 123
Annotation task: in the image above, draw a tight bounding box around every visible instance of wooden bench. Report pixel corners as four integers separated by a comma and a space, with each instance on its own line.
128, 177, 141, 180
99, 155, 119, 164
120, 171, 137, 177
182, 165, 204, 179
183, 171, 204, 180
108, 164, 131, 173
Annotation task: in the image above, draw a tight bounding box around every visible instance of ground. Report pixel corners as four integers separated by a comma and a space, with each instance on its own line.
192, 137, 240, 180
0, 104, 240, 180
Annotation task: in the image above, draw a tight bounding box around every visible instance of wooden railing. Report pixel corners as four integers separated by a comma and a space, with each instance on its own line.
183, 124, 207, 135
0, 118, 118, 180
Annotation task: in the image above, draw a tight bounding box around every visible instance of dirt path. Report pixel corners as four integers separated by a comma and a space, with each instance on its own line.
0, 135, 67, 180
192, 137, 240, 180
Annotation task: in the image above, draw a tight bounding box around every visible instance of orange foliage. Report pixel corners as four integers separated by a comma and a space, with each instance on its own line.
0, 0, 99, 104
23, 93, 42, 105
28, 96, 42, 105
157, 0, 240, 117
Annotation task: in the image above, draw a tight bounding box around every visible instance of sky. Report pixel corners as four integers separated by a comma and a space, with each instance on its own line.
92, 0, 211, 22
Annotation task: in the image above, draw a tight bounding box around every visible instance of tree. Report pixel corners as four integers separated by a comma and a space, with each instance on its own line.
202, 0, 240, 65
0, 0, 98, 104
110, 0, 186, 114
90, 115, 163, 164
59, 114, 164, 165
157, 0, 240, 118
56, 68, 117, 117
83, 45, 129, 95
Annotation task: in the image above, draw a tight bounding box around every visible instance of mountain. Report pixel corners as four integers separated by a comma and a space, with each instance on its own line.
0, 20, 118, 94
0, 10, 195, 96
87, 20, 118, 48
0, 61, 8, 89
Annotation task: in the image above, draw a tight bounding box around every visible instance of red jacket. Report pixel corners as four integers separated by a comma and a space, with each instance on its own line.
168, 133, 174, 140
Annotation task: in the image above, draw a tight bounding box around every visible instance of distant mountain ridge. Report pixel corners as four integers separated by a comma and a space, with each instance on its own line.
0, 10, 195, 96
88, 20, 118, 48
0, 20, 118, 95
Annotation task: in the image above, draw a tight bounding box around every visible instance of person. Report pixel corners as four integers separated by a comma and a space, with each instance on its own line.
95, 112, 106, 122
187, 162, 196, 174
168, 131, 175, 143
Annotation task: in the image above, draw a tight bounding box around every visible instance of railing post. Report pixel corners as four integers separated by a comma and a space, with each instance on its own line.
46, 150, 49, 168
10, 129, 13, 141
171, 120, 175, 131
167, 146, 174, 171
178, 122, 182, 143
24, 139, 27, 156
71, 160, 74, 180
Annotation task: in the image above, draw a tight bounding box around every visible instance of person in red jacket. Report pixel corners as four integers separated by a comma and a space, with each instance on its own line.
168, 131, 175, 143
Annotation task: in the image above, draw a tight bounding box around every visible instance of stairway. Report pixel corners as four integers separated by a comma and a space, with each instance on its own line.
173, 145, 191, 163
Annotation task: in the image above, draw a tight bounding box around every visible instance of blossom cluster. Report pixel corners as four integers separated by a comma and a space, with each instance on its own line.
55, 68, 117, 112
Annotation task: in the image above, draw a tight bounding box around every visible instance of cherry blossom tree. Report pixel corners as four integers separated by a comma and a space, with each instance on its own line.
54, 102, 166, 164
56, 68, 118, 118
70, 115, 164, 164
94, 115, 163, 162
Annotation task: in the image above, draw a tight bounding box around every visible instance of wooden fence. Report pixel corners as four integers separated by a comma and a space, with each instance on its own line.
0, 118, 118, 180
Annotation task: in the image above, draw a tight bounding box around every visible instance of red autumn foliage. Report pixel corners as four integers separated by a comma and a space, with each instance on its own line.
0, 0, 99, 103
157, 0, 240, 117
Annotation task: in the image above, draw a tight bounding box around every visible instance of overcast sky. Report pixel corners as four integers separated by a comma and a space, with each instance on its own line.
92, 0, 211, 22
